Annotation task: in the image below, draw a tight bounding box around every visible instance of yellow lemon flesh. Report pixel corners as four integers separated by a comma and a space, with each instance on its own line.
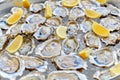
96, 0, 107, 5
62, 0, 79, 8
22, 0, 30, 8
6, 8, 23, 25
56, 26, 67, 39
78, 48, 92, 59
110, 63, 120, 76
6, 35, 23, 54
92, 22, 110, 37
44, 4, 52, 18
85, 9, 101, 18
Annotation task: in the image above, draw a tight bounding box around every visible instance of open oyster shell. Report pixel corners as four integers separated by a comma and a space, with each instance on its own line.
0, 51, 25, 80
84, 32, 102, 49
69, 6, 85, 21
33, 25, 53, 40
45, 17, 62, 28
35, 38, 61, 58
20, 56, 48, 72
19, 71, 45, 80
61, 37, 79, 55
47, 71, 88, 80
89, 48, 116, 67
54, 55, 87, 70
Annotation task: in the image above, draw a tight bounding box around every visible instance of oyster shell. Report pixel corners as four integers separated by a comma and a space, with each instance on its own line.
44, 0, 57, 10
100, 16, 120, 31
19, 71, 45, 80
69, 6, 85, 21
0, 51, 25, 80
26, 14, 46, 25
101, 32, 120, 45
45, 17, 62, 28
20, 56, 48, 72
89, 48, 116, 67
54, 55, 87, 69
33, 25, 53, 40
67, 21, 79, 37
84, 32, 102, 48
53, 6, 69, 17
47, 71, 88, 80
35, 38, 61, 58
30, 3, 44, 13
61, 37, 79, 55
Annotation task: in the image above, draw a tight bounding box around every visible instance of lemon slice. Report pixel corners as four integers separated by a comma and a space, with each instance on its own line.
85, 9, 101, 18
96, 0, 107, 5
56, 26, 67, 39
44, 4, 52, 18
6, 8, 23, 25
23, 0, 30, 8
110, 63, 120, 76
62, 0, 79, 8
78, 48, 92, 59
6, 35, 23, 54
92, 22, 110, 37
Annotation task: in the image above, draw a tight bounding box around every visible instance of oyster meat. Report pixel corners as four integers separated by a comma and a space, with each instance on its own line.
54, 55, 87, 69
35, 38, 61, 58
47, 71, 88, 80
84, 32, 102, 48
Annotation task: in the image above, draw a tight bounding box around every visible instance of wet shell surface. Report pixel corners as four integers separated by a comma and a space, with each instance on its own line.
47, 71, 88, 80
35, 38, 61, 58
54, 55, 87, 69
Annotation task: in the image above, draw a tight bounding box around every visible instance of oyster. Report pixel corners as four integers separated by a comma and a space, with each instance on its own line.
20, 56, 48, 72
0, 51, 25, 80
19, 71, 45, 80
84, 32, 102, 48
61, 37, 79, 55
100, 16, 120, 31
89, 48, 116, 67
67, 21, 79, 37
47, 71, 88, 80
35, 38, 61, 58
54, 55, 87, 69
45, 17, 62, 28
33, 25, 53, 40
44, 0, 57, 10
101, 32, 120, 45
69, 6, 85, 21
26, 14, 46, 25
30, 3, 44, 13
53, 6, 69, 17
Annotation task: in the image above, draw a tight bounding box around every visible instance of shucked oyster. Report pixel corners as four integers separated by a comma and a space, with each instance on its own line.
47, 71, 88, 80
84, 32, 102, 49
100, 16, 120, 31
89, 48, 116, 67
69, 6, 85, 21
0, 51, 25, 80
19, 71, 45, 80
54, 55, 87, 70
20, 56, 48, 72
61, 37, 79, 55
33, 25, 53, 40
35, 38, 61, 58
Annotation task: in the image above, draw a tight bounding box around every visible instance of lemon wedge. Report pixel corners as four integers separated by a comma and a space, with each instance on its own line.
62, 0, 79, 8
23, 0, 30, 8
44, 4, 52, 18
96, 0, 107, 5
78, 48, 92, 59
110, 62, 120, 76
56, 26, 67, 39
85, 9, 101, 18
6, 8, 23, 25
6, 35, 23, 54
92, 22, 110, 37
